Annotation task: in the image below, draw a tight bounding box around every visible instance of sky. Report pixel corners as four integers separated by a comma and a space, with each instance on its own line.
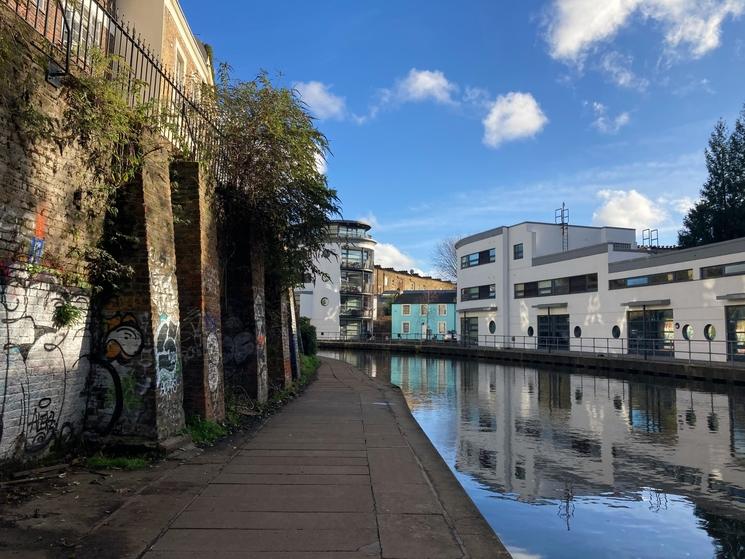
181, 0, 745, 275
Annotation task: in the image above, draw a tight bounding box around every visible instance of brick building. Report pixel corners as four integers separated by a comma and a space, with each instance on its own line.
373, 266, 455, 294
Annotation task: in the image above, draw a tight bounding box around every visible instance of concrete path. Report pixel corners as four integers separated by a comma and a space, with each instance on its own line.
139, 357, 509, 558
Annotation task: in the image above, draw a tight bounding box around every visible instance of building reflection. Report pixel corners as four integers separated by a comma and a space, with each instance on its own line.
322, 349, 745, 549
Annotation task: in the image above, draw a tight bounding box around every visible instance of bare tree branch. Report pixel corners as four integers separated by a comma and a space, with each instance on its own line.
431, 237, 458, 282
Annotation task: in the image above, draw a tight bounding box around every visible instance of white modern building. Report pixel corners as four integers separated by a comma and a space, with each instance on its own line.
455, 221, 745, 362
296, 220, 377, 339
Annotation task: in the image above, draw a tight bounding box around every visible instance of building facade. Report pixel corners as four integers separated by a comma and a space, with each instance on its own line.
114, 0, 213, 90
391, 291, 457, 340
374, 266, 455, 294
456, 222, 745, 362
297, 220, 377, 339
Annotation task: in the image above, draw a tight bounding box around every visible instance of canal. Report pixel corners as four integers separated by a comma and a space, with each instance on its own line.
321, 349, 745, 559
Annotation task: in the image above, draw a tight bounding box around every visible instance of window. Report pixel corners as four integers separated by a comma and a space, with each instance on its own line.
402, 304, 411, 316
175, 50, 186, 85
438, 321, 447, 334
704, 324, 716, 341
609, 269, 692, 290
627, 309, 675, 356
514, 274, 598, 299
612, 325, 621, 339
461, 284, 496, 301
420, 304, 428, 315
438, 304, 447, 316
460, 248, 496, 269
513, 243, 524, 260
702, 260, 745, 279
574, 326, 582, 338
488, 320, 497, 334
682, 324, 694, 340
402, 321, 410, 334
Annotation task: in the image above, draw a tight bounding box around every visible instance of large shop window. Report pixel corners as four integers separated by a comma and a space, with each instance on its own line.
537, 314, 570, 351
627, 309, 674, 357
461, 284, 496, 301
727, 305, 745, 362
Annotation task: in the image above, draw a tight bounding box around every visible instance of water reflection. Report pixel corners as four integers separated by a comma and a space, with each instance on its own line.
323, 350, 745, 559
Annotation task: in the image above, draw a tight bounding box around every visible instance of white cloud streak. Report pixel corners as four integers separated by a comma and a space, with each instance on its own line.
547, 0, 745, 62
599, 51, 650, 90
294, 81, 347, 120
590, 102, 631, 134
482, 92, 549, 148
374, 242, 422, 273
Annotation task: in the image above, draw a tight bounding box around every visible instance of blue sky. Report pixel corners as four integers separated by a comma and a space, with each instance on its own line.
181, 0, 745, 274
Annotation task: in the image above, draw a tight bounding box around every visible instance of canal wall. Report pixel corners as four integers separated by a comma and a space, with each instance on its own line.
318, 340, 745, 385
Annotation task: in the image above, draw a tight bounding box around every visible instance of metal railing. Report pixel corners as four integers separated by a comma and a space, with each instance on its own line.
5, 0, 223, 176
318, 332, 745, 367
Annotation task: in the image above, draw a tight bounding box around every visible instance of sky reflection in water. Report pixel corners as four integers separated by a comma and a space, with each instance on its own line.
322, 350, 745, 559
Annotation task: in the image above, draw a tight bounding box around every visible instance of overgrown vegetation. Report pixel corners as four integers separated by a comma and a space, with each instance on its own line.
679, 106, 745, 247
299, 316, 318, 355
52, 300, 84, 328
210, 68, 340, 289
85, 453, 150, 471
185, 416, 228, 446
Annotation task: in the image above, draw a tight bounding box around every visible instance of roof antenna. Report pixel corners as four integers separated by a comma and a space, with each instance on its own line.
555, 202, 569, 252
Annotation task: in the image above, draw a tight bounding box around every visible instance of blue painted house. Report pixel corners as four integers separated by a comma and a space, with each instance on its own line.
391, 291, 457, 340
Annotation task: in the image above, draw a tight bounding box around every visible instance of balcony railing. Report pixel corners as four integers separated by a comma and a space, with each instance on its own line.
340, 259, 373, 271
340, 308, 373, 319
4, 0, 223, 177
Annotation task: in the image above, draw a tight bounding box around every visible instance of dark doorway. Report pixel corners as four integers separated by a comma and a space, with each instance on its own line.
627, 308, 674, 357
537, 314, 569, 350
462, 317, 479, 346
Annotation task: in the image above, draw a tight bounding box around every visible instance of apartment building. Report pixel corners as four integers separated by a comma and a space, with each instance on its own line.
296, 220, 377, 339
391, 291, 457, 340
456, 222, 745, 362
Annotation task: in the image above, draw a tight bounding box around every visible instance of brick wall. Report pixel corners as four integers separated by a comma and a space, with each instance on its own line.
0, 7, 100, 461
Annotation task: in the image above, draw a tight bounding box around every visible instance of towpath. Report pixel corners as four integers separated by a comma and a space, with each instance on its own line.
78, 357, 509, 558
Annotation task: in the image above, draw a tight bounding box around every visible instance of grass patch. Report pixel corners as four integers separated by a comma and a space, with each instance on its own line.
300, 354, 321, 378
85, 453, 150, 471
185, 417, 228, 446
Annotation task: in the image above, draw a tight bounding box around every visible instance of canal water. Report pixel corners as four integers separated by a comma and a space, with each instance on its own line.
320, 349, 745, 559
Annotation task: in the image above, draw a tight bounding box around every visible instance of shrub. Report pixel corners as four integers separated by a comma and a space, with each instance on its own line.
299, 316, 317, 355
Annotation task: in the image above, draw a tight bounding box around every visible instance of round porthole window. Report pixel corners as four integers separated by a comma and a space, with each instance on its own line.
527, 326, 534, 337
320, 297, 329, 306
488, 320, 496, 334
704, 324, 716, 341
612, 325, 621, 339
682, 324, 694, 341
574, 326, 582, 338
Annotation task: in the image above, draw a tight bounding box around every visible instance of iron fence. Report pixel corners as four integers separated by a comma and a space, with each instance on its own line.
318, 331, 745, 368
4, 0, 223, 176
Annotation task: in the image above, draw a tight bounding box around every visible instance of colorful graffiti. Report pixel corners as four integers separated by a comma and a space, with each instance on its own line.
155, 316, 180, 396
0, 271, 90, 458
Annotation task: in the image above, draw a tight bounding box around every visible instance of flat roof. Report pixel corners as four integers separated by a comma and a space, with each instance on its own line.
455, 221, 635, 249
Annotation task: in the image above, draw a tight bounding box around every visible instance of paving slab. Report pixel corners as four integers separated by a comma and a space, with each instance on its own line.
88, 357, 510, 558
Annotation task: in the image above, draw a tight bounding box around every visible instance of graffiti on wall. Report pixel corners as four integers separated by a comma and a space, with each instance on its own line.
155, 315, 180, 396
0, 271, 90, 458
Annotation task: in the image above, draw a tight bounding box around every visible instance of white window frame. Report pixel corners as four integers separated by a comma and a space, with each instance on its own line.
402, 321, 410, 334
438, 321, 446, 334
438, 304, 447, 316
402, 304, 411, 316
420, 304, 428, 315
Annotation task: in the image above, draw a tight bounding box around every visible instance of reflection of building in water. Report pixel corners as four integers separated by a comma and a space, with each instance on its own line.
448, 361, 745, 529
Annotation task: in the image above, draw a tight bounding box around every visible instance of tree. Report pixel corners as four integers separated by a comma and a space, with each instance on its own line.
678, 109, 745, 247
431, 237, 458, 282
212, 68, 340, 287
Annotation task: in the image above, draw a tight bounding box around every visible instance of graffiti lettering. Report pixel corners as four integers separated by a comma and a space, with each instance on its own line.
155, 316, 180, 396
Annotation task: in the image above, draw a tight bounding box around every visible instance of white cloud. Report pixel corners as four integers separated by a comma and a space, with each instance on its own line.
482, 92, 549, 148
592, 188, 668, 229
391, 68, 459, 105
294, 81, 346, 120
314, 152, 327, 175
356, 212, 380, 229
374, 242, 422, 273
599, 51, 650, 90
590, 102, 631, 134
547, 0, 745, 63
463, 86, 492, 108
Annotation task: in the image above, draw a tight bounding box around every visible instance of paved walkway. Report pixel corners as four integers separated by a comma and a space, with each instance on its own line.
91, 357, 509, 558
